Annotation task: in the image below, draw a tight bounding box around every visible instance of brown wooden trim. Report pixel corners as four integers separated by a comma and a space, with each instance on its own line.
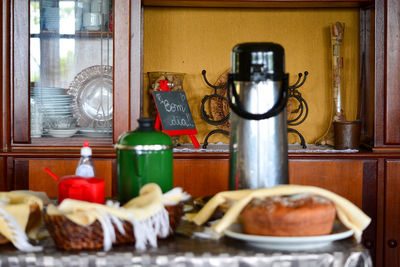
29, 137, 114, 147
362, 160, 378, 265
173, 152, 229, 159
0, 150, 116, 158
0, 157, 5, 190
13, 157, 28, 190
376, 158, 385, 267
384, 0, 400, 145
2, 0, 11, 151
373, 147, 400, 153
113, 0, 131, 143
12, 0, 29, 144
3, 149, 400, 159
131, 0, 143, 130
359, 7, 375, 147
1, 1, 3, 150
384, 160, 400, 266
374, 0, 385, 147
142, 0, 372, 8
6, 157, 14, 191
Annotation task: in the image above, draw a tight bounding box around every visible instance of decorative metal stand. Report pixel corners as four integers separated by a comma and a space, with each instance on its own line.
287, 71, 309, 148
200, 70, 230, 148
200, 70, 309, 149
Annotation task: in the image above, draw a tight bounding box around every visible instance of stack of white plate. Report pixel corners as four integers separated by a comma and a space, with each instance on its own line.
30, 87, 74, 130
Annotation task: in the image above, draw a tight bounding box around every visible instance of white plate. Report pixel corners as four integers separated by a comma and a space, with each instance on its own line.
42, 103, 71, 106
68, 65, 113, 128
36, 95, 71, 98
42, 107, 72, 111
48, 128, 78, 138
224, 223, 354, 250
79, 127, 112, 137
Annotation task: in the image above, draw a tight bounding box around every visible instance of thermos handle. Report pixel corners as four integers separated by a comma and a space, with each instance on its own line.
227, 73, 289, 120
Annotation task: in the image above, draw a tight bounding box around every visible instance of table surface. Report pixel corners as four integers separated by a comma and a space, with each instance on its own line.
0, 221, 372, 267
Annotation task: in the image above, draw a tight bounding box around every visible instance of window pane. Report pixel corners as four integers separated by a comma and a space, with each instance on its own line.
30, 0, 113, 140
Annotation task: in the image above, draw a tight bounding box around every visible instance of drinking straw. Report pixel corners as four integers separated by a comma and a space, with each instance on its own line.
44, 168, 59, 181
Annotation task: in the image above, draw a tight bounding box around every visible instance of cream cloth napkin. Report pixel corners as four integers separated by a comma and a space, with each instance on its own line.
47, 183, 190, 250
191, 185, 371, 242
0, 191, 45, 251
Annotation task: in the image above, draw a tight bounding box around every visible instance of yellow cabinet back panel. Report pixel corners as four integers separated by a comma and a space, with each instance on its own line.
143, 7, 359, 145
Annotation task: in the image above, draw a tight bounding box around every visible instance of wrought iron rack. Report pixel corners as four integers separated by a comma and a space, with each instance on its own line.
200, 70, 309, 149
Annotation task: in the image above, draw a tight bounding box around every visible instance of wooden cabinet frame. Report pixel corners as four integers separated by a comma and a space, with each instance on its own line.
10, 0, 137, 147
3, 0, 400, 266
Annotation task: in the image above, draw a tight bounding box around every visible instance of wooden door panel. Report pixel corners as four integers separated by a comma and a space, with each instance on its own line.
0, 157, 6, 191
384, 160, 400, 267
385, 0, 400, 144
289, 159, 377, 265
12, 0, 29, 143
289, 160, 364, 208
12, 159, 114, 198
113, 0, 131, 141
173, 159, 229, 197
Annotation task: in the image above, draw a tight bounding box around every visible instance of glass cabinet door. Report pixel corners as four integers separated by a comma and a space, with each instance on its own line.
30, 0, 113, 140
13, 0, 131, 145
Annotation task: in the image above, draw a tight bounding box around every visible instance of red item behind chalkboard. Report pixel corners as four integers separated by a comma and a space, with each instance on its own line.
58, 176, 105, 205
154, 80, 200, 148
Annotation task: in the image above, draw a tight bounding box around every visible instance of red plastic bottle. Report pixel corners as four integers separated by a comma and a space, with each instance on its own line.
57, 141, 105, 204
58, 175, 105, 204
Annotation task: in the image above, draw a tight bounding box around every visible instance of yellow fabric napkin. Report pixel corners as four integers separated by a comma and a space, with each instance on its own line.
47, 183, 189, 250
0, 191, 44, 251
47, 183, 179, 224
191, 185, 371, 242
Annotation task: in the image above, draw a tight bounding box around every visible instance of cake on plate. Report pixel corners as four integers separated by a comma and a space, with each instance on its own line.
240, 194, 336, 236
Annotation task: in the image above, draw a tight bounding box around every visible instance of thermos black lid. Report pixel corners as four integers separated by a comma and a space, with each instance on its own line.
138, 118, 156, 131
231, 42, 285, 82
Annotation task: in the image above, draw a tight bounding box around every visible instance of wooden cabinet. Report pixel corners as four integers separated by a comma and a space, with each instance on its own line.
173, 157, 229, 197
12, 158, 115, 198
384, 160, 400, 266
289, 160, 376, 209
382, 0, 400, 146
371, 0, 400, 150
171, 157, 378, 263
0, 157, 6, 191
10, 0, 136, 147
289, 159, 378, 263
2, 0, 400, 266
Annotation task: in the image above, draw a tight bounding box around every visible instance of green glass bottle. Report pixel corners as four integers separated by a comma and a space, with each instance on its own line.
116, 118, 173, 204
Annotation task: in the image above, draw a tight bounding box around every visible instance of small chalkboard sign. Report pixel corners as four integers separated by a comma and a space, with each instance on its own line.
153, 91, 197, 136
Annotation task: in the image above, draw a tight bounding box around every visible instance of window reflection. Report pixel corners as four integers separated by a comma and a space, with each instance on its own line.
59, 1, 75, 34
29, 0, 113, 139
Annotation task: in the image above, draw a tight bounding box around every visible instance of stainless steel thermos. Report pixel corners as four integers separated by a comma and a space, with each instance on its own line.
228, 43, 289, 189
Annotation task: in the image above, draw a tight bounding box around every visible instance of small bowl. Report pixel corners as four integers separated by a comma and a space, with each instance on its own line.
48, 128, 78, 138
47, 117, 77, 129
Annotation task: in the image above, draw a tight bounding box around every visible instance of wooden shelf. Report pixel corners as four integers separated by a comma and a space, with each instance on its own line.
142, 0, 373, 8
